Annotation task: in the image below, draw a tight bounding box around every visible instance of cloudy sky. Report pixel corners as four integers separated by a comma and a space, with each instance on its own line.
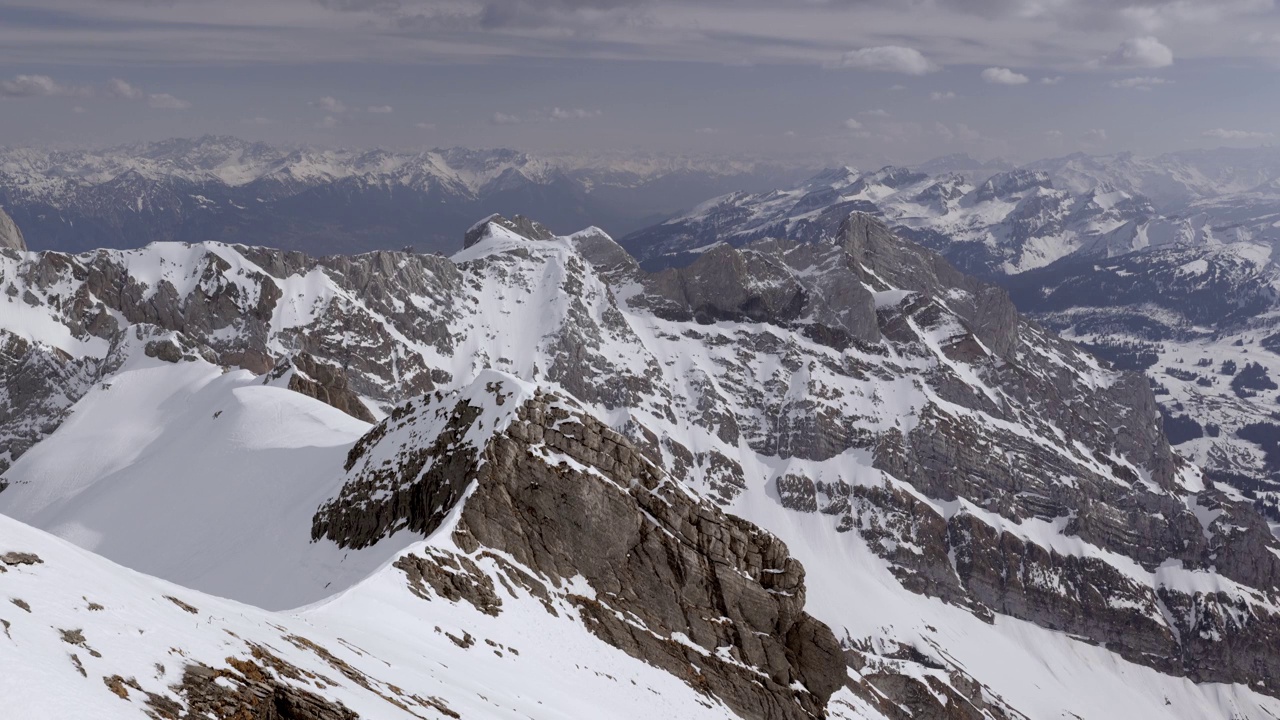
1, 0, 1279, 163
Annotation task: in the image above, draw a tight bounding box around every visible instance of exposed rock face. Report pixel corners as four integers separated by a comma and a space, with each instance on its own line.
639, 239, 882, 346
0, 329, 110, 476
314, 374, 844, 720
462, 213, 555, 248
0, 207, 24, 252
148, 656, 360, 720
265, 352, 375, 423
837, 213, 1019, 359
799, 463, 1280, 693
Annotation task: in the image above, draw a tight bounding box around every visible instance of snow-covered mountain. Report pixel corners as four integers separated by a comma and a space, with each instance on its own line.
623, 161, 1202, 276
4, 210, 1280, 718
622, 150, 1280, 512
0, 135, 809, 256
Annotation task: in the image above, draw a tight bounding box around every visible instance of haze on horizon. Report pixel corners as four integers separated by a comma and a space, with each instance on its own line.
1, 0, 1279, 165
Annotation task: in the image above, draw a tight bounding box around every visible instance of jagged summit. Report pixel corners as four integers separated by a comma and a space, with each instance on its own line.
462, 213, 557, 249
969, 168, 1054, 203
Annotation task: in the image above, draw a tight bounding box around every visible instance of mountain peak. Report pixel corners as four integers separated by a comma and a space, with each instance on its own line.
972, 168, 1054, 202
462, 213, 557, 249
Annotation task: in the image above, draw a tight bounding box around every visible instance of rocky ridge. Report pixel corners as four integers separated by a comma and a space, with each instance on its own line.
315, 371, 846, 720
1, 471, 851, 720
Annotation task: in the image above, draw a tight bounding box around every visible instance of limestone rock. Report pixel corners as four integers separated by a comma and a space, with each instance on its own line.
0, 207, 24, 252
314, 375, 844, 720
266, 352, 375, 423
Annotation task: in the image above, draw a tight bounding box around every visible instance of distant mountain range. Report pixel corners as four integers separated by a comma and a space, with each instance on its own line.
625, 147, 1280, 276
0, 135, 811, 255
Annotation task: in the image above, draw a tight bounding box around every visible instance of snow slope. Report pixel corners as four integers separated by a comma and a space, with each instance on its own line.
0, 349, 414, 611
0, 491, 765, 719
733, 484, 1280, 720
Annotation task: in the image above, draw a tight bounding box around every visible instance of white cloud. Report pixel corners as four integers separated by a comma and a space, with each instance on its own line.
930, 91, 957, 101
695, 127, 719, 134
0, 74, 88, 98
1105, 36, 1174, 68
1109, 76, 1173, 90
1084, 128, 1109, 143
550, 107, 601, 120
981, 67, 1029, 85
415, 122, 437, 130
312, 96, 347, 113
1204, 128, 1274, 140
1045, 129, 1064, 139
835, 46, 936, 75
148, 93, 191, 110
366, 105, 393, 113
242, 116, 275, 126
861, 108, 891, 117
1040, 76, 1065, 85
783, 130, 796, 137
72, 106, 87, 114
316, 115, 338, 129
106, 78, 144, 100
492, 111, 521, 125
843, 118, 864, 130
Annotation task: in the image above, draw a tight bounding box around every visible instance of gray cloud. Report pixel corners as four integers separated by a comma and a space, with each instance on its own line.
0, 0, 1273, 71
1, 0, 1279, 162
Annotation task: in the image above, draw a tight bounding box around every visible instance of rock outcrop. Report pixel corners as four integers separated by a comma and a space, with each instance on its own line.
265, 352, 375, 423
314, 373, 845, 720
0, 207, 24, 252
